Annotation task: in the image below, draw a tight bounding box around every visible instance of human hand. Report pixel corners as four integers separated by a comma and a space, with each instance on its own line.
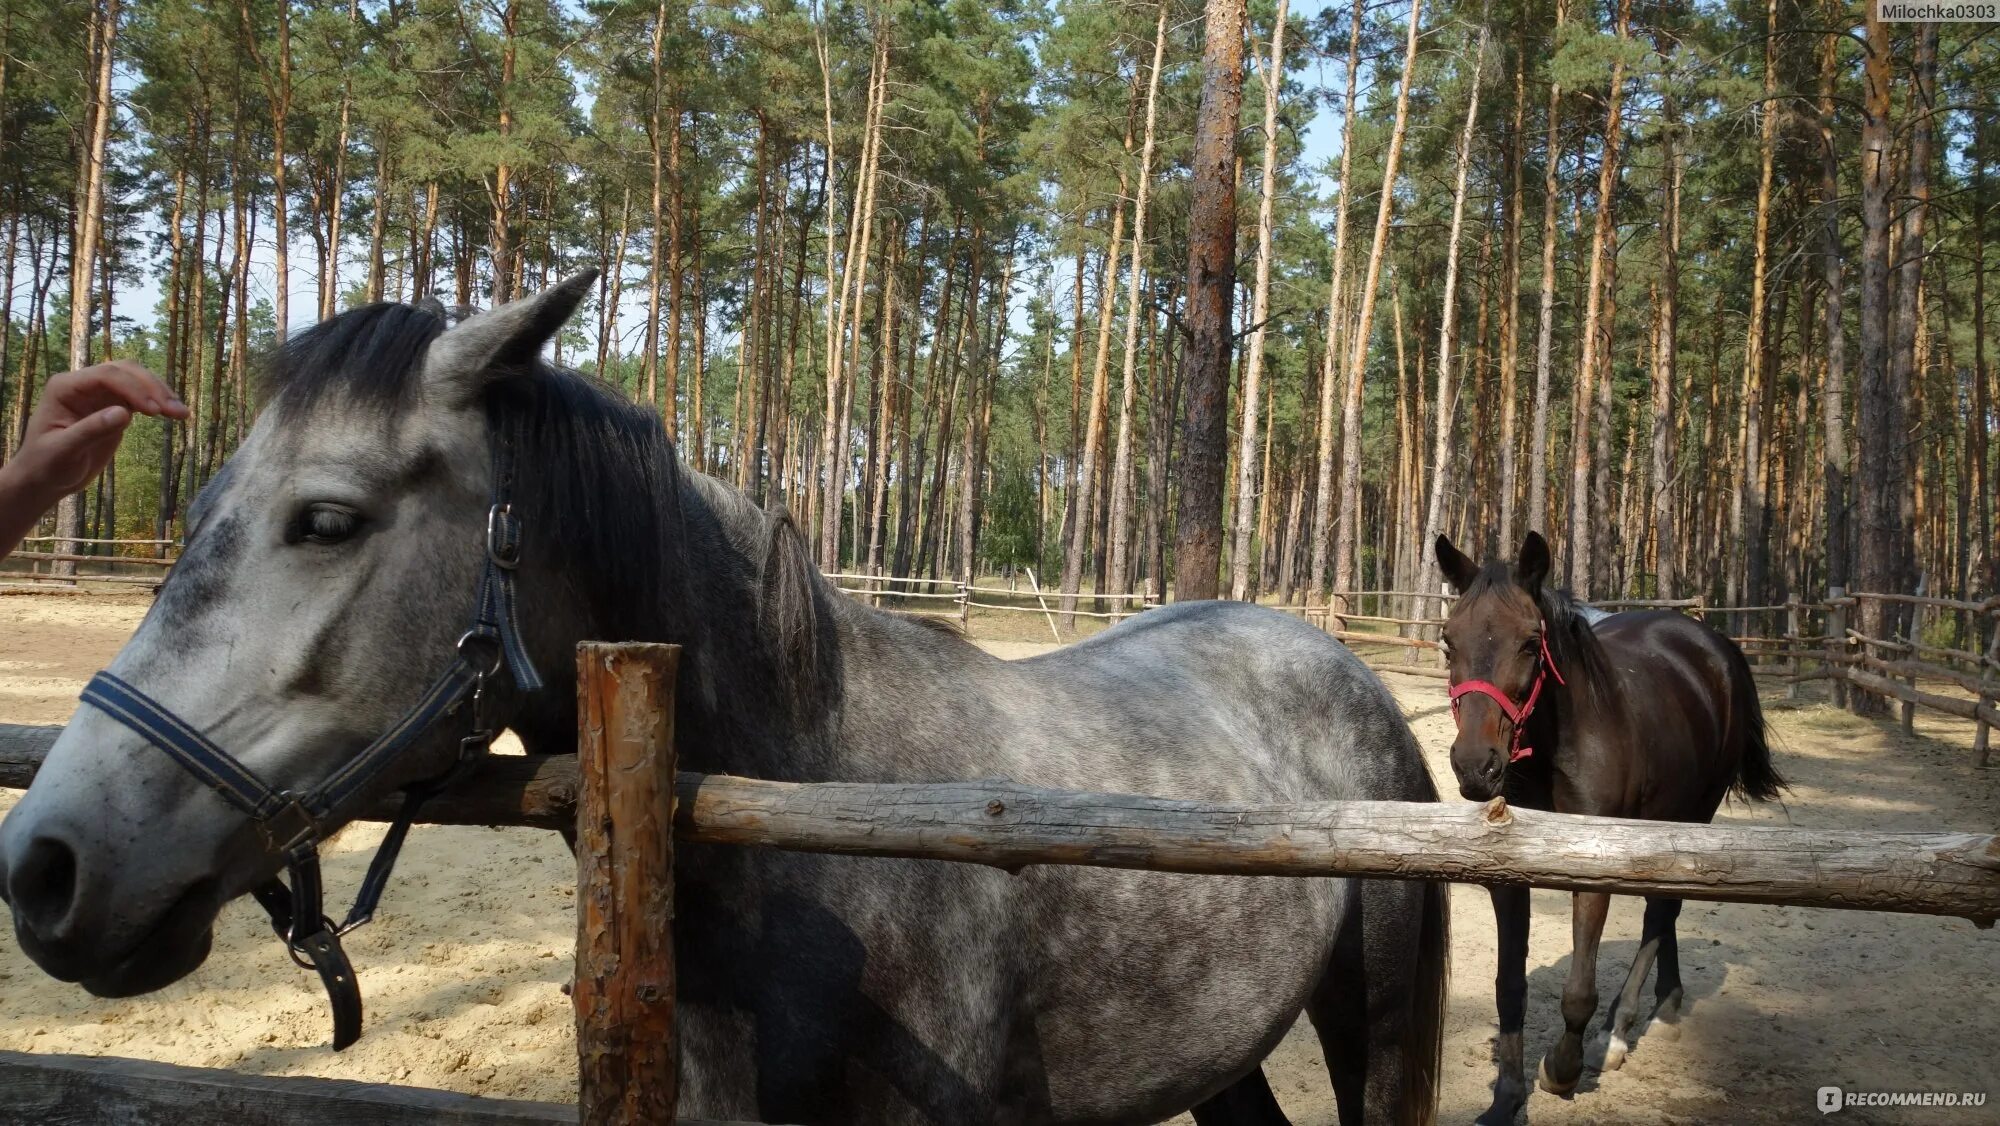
2, 360, 188, 509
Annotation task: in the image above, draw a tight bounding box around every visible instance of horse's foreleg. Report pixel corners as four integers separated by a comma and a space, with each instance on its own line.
1477, 885, 1531, 1126
1538, 891, 1610, 1097
1603, 896, 1676, 1070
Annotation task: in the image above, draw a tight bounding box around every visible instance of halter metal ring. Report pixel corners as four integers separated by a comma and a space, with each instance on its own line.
455, 629, 506, 680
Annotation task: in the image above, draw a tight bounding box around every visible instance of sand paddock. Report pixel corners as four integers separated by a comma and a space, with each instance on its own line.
2, 593, 1995, 1123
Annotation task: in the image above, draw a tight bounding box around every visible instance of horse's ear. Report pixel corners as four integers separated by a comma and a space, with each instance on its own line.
422, 271, 598, 403
1516, 531, 1551, 593
1434, 535, 1480, 593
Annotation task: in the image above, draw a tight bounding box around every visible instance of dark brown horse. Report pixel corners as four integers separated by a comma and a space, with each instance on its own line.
1434, 532, 1783, 1125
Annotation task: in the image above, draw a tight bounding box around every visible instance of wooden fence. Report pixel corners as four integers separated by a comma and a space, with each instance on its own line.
2, 536, 180, 594
826, 568, 1155, 642
4, 635, 2000, 1121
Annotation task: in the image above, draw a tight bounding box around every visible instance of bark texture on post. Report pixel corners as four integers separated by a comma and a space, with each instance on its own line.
1174, 0, 1248, 603
575, 642, 682, 1126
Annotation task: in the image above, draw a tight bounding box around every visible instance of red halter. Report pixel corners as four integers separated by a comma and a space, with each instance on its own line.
1448, 626, 1566, 763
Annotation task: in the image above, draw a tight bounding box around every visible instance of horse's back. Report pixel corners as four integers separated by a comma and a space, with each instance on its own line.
1591, 610, 1767, 819
1007, 600, 1431, 804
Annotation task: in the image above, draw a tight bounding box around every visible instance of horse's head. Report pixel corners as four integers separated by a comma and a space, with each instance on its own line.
0, 276, 595, 998
1435, 531, 1555, 801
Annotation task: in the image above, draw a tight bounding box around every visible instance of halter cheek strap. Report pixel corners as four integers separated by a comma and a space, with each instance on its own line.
1448, 627, 1566, 763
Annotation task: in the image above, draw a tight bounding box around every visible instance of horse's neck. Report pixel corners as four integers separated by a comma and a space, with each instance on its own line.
1543, 625, 1631, 780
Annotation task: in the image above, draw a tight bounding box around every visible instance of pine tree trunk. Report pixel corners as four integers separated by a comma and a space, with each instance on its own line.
1332, 0, 1421, 616
56, 0, 119, 571
1565, 0, 1627, 597
1415, 27, 1489, 601
645, 0, 669, 410
1174, 0, 1249, 602
1652, 46, 1682, 597
1107, 0, 1169, 597
1307, 0, 1363, 601
1063, 76, 1137, 619
1497, 44, 1525, 550
1527, 0, 1566, 539
1888, 24, 1936, 601
818, 33, 887, 569
1854, 6, 1899, 711
1228, 0, 1290, 601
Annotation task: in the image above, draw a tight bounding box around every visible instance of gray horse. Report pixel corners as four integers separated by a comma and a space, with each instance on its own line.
0, 277, 1446, 1125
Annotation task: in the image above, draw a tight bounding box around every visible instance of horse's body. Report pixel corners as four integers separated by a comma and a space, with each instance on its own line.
0, 281, 1447, 1125
1435, 533, 1781, 1124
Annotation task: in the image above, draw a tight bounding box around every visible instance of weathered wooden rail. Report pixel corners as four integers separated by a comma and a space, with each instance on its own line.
6, 721, 1997, 923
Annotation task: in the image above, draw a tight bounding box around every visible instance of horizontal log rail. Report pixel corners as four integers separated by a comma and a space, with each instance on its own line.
962, 584, 1154, 603
4, 550, 177, 567
0, 571, 163, 586
821, 572, 955, 587
1847, 590, 2000, 614
1845, 670, 2000, 728
18, 536, 178, 547
1854, 652, 1995, 698
4, 723, 1993, 923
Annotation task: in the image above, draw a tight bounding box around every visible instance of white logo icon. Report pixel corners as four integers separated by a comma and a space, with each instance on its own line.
1818, 1087, 1844, 1114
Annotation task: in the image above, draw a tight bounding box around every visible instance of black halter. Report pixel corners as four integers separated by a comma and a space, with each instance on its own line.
77, 431, 541, 1050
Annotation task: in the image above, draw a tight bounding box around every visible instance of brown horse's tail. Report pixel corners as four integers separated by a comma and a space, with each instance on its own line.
1726, 641, 1786, 802
1398, 877, 1450, 1126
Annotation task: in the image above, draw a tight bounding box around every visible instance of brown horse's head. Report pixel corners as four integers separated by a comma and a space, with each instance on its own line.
1435, 532, 1556, 800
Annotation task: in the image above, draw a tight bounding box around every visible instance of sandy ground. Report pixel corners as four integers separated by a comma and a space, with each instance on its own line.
2, 593, 1997, 1124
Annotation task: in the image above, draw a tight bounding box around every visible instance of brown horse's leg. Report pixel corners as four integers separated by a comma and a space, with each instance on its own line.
1648, 897, 1687, 1039
1538, 891, 1610, 1097
1603, 897, 1676, 1070
1478, 886, 1531, 1125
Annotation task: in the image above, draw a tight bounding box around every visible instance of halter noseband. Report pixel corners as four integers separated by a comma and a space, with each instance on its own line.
77, 423, 540, 1050
1447, 625, 1565, 763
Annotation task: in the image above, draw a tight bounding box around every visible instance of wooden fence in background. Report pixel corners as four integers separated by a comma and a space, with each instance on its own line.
1, 536, 179, 594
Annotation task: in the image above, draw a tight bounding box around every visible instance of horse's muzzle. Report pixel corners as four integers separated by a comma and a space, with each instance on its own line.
1451, 743, 1506, 801
0, 819, 220, 995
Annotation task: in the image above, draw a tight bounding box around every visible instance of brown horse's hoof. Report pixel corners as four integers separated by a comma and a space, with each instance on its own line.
1537, 1056, 1579, 1098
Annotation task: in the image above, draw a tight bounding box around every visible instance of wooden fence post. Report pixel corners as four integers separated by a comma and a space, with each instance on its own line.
1828, 586, 1848, 709
575, 642, 681, 1126
1976, 607, 1998, 769
1800, 596, 1816, 700
1903, 594, 1925, 736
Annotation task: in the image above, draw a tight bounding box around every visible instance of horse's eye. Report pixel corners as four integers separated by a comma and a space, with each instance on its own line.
297, 505, 359, 545
1521, 636, 1541, 655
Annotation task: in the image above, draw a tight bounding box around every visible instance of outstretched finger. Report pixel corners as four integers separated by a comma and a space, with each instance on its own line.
100, 360, 189, 419
48, 361, 186, 421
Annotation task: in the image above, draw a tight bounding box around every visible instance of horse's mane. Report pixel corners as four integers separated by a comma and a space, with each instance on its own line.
1461, 562, 1624, 714
262, 302, 689, 645
1535, 585, 1624, 711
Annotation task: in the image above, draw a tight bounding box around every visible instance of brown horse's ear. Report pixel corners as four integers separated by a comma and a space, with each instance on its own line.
1517, 531, 1551, 592
1435, 535, 1480, 593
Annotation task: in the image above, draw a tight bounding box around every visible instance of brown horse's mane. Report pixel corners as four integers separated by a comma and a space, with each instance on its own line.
1534, 585, 1626, 714
1461, 562, 1626, 715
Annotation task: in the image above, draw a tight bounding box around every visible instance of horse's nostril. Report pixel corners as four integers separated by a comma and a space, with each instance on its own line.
9, 834, 80, 935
